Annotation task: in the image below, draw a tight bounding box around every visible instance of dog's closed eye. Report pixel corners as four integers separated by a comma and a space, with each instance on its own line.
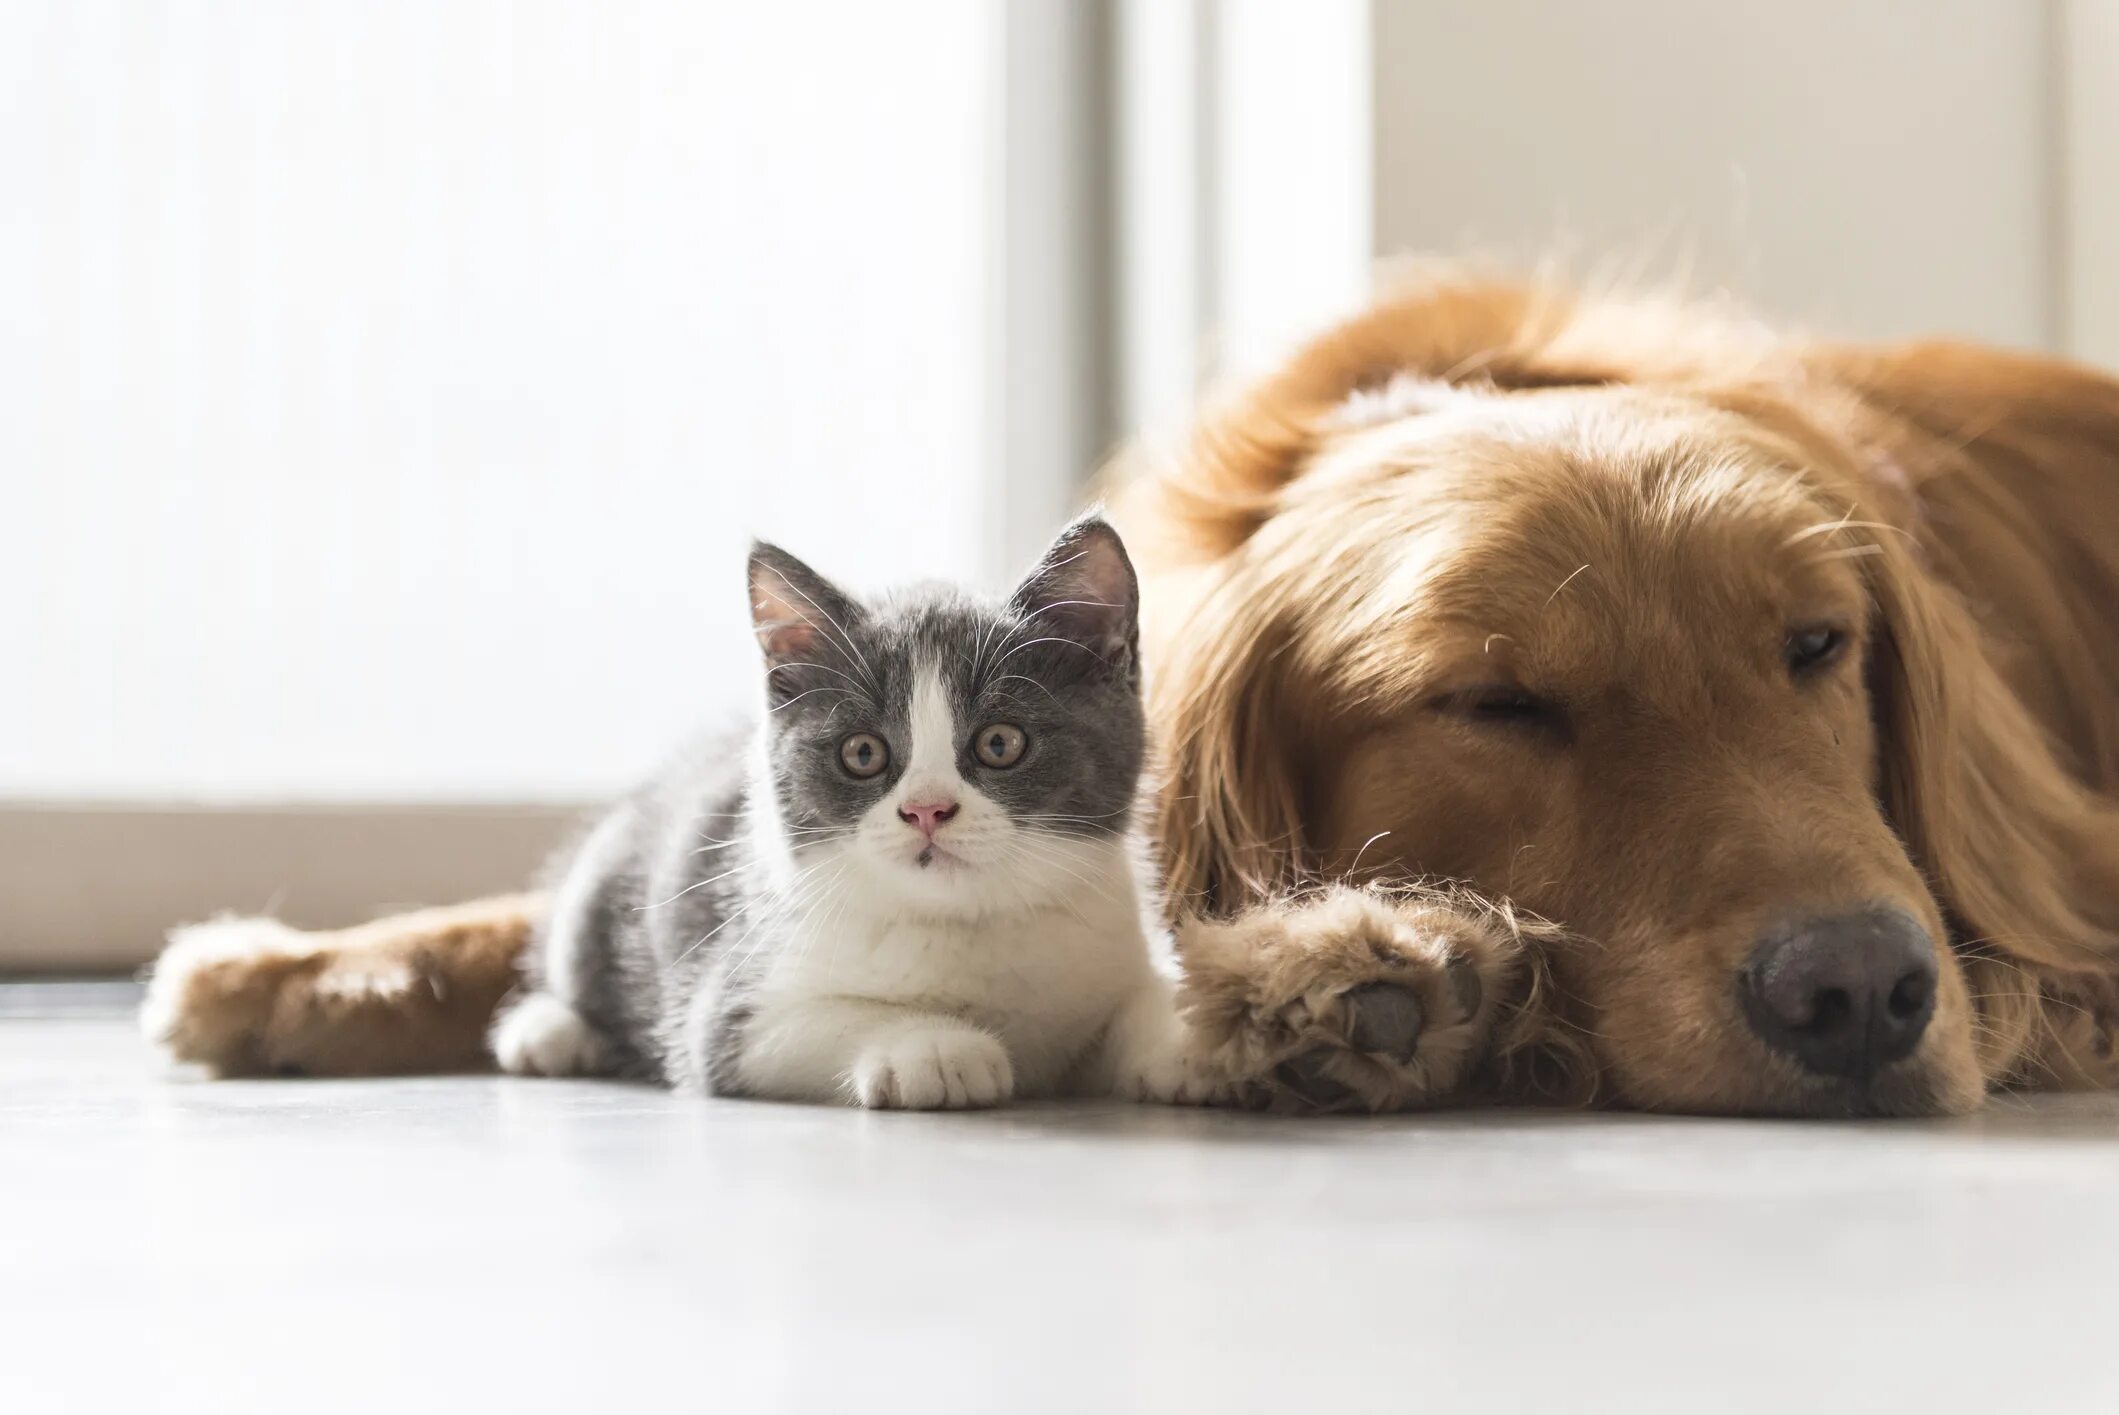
1436, 686, 1572, 737
1785, 624, 1850, 677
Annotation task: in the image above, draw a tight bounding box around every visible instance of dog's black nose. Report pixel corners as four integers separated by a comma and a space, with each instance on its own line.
1738, 908, 1937, 1080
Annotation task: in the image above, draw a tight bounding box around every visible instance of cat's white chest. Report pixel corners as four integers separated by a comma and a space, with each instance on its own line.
763, 898, 1150, 1092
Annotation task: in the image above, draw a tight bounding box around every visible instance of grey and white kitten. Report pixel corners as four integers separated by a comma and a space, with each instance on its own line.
490, 514, 1220, 1108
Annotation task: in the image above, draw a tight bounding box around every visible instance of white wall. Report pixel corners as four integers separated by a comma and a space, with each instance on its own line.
1369, 0, 2061, 349
2063, 0, 2119, 367
1114, 0, 1376, 434
1, 1, 1024, 803
1115, 0, 2102, 456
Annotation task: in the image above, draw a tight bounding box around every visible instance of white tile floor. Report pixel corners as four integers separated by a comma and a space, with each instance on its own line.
5, 983, 2119, 1415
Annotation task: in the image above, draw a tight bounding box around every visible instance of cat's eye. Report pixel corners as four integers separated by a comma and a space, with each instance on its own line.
838, 733, 889, 779
1785, 624, 1848, 677
972, 723, 1028, 769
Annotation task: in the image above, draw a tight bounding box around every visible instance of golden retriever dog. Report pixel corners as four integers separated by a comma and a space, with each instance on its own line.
143, 267, 2119, 1118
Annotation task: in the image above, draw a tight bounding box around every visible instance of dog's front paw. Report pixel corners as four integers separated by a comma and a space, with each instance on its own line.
851, 1026, 1015, 1110
1176, 886, 1519, 1114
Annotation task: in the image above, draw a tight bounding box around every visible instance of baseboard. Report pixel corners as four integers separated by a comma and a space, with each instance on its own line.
0, 802, 588, 973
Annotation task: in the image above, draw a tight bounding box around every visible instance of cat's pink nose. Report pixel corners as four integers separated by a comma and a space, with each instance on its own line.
897, 799, 959, 840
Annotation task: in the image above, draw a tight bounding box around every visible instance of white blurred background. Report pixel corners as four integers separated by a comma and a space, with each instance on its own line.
4, 1, 1039, 803
7, 0, 2118, 961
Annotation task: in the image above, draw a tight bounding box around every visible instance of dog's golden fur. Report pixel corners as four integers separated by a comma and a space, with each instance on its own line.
146, 267, 2119, 1115
140, 896, 535, 1076
1126, 266, 2119, 1114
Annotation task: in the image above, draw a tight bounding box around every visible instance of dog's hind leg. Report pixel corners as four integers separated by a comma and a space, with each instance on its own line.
140, 894, 543, 1077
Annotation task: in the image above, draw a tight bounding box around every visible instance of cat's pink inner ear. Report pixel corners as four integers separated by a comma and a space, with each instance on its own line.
750, 570, 820, 663
1064, 533, 1133, 622
1014, 520, 1138, 657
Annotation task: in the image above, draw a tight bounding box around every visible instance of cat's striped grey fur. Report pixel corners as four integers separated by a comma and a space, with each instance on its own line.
489, 515, 1224, 1108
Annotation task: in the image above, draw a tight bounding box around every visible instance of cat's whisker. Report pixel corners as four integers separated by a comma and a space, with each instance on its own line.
733, 868, 839, 978
766, 660, 878, 711
793, 872, 859, 976
672, 854, 840, 967
967, 601, 1015, 696
987, 836, 1121, 903
991, 634, 1104, 671
981, 672, 1063, 706
634, 864, 749, 912
770, 683, 864, 713
746, 863, 854, 979
976, 592, 1119, 693
773, 581, 885, 701
1018, 596, 1118, 618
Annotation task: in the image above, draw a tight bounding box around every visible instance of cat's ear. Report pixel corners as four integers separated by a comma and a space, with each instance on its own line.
1007, 513, 1139, 672
748, 542, 863, 667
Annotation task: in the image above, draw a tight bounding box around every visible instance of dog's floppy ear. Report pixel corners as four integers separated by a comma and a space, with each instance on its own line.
1864, 532, 2119, 976
1153, 567, 1315, 915
1812, 342, 2119, 982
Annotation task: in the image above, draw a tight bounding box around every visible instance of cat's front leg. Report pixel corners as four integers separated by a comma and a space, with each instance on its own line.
725, 996, 1015, 1110
1089, 974, 1237, 1106
1176, 885, 1526, 1114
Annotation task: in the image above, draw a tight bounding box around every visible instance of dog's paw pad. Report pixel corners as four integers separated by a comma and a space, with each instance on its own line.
1447, 957, 1483, 1017
1341, 981, 1425, 1062
1179, 887, 1524, 1114
1273, 1050, 1359, 1109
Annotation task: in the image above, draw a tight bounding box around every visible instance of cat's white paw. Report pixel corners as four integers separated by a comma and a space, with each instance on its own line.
851, 1026, 1014, 1110
1118, 1043, 1230, 1107
491, 992, 607, 1077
